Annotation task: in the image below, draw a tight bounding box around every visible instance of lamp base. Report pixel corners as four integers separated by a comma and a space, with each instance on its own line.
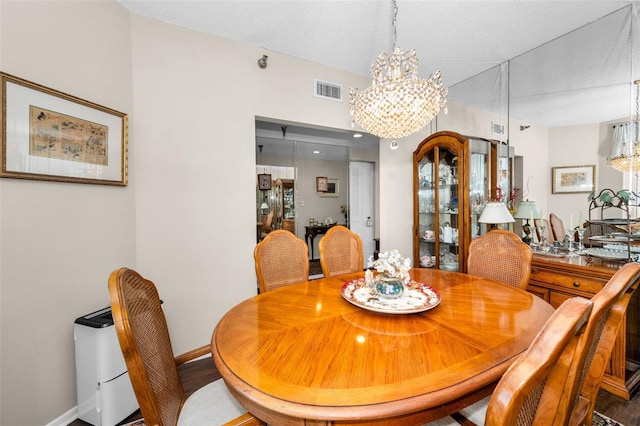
522, 221, 532, 244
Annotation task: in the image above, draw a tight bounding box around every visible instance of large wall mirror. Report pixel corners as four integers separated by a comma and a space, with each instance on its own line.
255, 119, 379, 261
444, 4, 639, 229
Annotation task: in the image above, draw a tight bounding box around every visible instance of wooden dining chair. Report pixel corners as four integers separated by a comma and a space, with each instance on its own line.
467, 229, 533, 290
108, 268, 265, 426
482, 296, 593, 425
449, 264, 640, 426
318, 225, 364, 277
568, 262, 640, 426
533, 218, 552, 243
550, 212, 567, 242
254, 229, 310, 293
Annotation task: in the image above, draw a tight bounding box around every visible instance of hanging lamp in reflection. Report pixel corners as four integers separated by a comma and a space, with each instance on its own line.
349, 0, 447, 148
609, 80, 640, 172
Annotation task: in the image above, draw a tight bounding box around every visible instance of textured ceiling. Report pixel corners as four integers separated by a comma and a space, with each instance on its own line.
118, 0, 639, 144
118, 0, 633, 87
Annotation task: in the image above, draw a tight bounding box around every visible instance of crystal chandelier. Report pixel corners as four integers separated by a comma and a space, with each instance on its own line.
610, 80, 640, 172
349, 0, 447, 144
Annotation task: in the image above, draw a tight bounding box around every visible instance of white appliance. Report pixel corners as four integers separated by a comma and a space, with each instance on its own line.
74, 307, 139, 426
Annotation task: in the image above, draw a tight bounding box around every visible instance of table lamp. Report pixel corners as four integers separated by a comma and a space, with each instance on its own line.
513, 200, 540, 244
478, 202, 515, 230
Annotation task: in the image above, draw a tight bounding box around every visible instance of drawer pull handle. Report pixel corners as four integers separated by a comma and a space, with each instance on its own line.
573, 281, 581, 287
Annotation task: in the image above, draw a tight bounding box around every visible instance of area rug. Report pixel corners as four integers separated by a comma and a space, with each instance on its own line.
593, 410, 625, 426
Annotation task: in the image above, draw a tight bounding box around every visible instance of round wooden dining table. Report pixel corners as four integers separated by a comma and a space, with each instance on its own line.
211, 268, 554, 426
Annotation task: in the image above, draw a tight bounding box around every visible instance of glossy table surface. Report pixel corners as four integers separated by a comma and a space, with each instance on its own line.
211, 268, 554, 425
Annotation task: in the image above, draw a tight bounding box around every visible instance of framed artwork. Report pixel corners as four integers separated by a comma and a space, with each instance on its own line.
258, 173, 272, 190
316, 176, 328, 192
0, 72, 128, 185
320, 178, 339, 197
551, 165, 595, 194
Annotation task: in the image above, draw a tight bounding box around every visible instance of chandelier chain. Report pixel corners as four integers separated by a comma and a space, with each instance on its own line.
636, 79, 639, 141
392, 0, 398, 50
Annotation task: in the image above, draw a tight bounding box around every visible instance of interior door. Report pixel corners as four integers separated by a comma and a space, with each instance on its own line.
349, 161, 375, 265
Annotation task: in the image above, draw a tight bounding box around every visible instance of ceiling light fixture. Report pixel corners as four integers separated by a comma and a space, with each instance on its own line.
610, 80, 640, 172
349, 0, 447, 147
352, 133, 363, 138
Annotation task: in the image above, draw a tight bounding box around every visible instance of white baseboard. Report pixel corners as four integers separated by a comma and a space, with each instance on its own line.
46, 406, 78, 426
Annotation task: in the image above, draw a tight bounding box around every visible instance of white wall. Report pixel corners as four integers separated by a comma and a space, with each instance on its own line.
0, 1, 134, 424
128, 14, 371, 357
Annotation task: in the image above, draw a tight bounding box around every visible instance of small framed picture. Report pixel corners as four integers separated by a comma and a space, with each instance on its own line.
320, 179, 339, 198
258, 173, 272, 190
316, 176, 328, 192
551, 165, 595, 194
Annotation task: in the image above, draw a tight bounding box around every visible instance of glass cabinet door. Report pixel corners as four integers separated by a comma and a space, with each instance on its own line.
415, 140, 463, 272
469, 139, 490, 240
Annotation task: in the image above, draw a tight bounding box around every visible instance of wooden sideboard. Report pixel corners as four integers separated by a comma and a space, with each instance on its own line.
529, 254, 640, 399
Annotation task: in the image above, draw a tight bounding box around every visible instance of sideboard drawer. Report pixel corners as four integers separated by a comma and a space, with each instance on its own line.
529, 268, 605, 295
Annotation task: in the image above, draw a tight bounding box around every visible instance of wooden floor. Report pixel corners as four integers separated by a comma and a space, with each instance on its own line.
69, 357, 639, 426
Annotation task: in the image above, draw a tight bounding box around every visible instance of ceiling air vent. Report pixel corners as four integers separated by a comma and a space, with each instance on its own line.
314, 79, 342, 102
491, 121, 505, 136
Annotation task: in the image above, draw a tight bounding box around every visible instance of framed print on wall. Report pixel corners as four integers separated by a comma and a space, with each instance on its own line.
320, 179, 339, 197
0, 72, 128, 185
316, 176, 328, 192
258, 173, 272, 190
551, 165, 595, 194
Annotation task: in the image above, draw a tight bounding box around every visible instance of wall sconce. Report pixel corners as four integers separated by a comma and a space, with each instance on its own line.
257, 55, 268, 69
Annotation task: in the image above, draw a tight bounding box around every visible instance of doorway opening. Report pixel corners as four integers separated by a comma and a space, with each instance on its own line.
255, 119, 379, 266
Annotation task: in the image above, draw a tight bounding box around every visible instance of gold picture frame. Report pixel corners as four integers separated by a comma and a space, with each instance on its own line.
258, 173, 272, 190
551, 165, 595, 194
316, 176, 328, 192
0, 72, 128, 185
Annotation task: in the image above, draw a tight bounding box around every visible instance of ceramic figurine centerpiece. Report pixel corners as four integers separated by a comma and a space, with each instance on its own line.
366, 250, 411, 299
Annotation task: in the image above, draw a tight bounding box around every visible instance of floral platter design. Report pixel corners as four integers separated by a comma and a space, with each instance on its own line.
340, 279, 441, 314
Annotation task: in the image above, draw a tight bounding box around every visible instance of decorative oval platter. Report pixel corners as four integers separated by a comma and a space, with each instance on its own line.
340, 279, 441, 314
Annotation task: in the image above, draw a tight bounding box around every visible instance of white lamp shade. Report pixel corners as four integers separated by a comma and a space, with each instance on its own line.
260, 203, 268, 210
478, 202, 515, 224
513, 200, 540, 220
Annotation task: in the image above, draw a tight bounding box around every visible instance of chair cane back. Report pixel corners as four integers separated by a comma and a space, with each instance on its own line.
467, 229, 533, 290
108, 268, 264, 426
254, 229, 310, 293
318, 225, 364, 277
568, 262, 640, 426
534, 218, 552, 244
550, 213, 567, 242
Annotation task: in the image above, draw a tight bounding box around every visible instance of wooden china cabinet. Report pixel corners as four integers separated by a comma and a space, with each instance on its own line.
413, 131, 511, 272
